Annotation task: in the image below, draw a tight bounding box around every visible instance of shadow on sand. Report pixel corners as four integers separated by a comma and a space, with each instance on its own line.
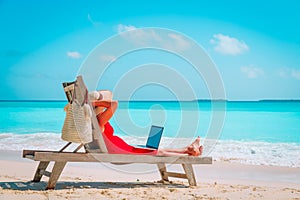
0, 180, 188, 191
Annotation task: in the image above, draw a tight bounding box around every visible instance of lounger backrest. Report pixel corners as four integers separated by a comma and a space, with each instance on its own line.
62, 76, 108, 153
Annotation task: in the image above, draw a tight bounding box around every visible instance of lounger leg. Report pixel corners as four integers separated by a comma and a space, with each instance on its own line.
157, 163, 169, 183
33, 161, 50, 182
46, 161, 66, 190
182, 164, 196, 186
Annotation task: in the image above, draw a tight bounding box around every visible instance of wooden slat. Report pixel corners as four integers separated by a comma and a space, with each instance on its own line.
59, 142, 72, 152
33, 152, 212, 164
182, 163, 197, 186
23, 150, 35, 157
164, 172, 187, 179
33, 161, 50, 182
63, 84, 75, 92
46, 162, 66, 190
73, 144, 84, 152
157, 163, 169, 182
23, 150, 58, 157
40, 170, 51, 177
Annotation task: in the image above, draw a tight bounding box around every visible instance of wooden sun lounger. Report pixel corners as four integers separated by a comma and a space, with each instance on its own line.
22, 76, 212, 190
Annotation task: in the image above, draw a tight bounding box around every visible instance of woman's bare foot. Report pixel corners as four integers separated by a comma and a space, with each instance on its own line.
186, 136, 203, 156
199, 145, 203, 156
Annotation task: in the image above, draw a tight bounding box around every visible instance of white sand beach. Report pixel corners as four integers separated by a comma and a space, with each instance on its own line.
0, 150, 299, 200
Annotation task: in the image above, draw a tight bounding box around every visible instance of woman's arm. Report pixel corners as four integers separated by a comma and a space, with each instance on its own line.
92, 100, 118, 108
92, 100, 118, 127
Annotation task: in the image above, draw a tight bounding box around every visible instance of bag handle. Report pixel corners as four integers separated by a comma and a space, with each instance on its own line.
71, 81, 88, 106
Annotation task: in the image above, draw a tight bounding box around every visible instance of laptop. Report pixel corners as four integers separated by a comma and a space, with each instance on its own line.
134, 125, 164, 150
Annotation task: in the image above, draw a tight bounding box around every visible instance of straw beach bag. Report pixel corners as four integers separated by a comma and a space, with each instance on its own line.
61, 88, 93, 144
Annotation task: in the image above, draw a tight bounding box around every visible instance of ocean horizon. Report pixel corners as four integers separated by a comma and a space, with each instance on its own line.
0, 100, 299, 168
1, 99, 300, 102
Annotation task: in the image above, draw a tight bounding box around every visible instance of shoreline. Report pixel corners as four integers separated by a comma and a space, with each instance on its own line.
0, 150, 299, 199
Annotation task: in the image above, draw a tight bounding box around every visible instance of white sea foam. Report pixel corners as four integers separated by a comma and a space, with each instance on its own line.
0, 133, 65, 151
209, 140, 300, 168
1, 133, 299, 168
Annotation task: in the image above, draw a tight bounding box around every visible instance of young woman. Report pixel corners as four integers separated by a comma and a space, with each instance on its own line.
91, 91, 203, 156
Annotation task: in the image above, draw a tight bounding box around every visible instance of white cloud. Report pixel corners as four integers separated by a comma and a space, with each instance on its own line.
117, 24, 161, 45
279, 67, 300, 80
67, 51, 82, 59
168, 33, 190, 51
116, 24, 190, 51
117, 24, 137, 33
210, 34, 249, 55
241, 66, 264, 79
100, 54, 116, 62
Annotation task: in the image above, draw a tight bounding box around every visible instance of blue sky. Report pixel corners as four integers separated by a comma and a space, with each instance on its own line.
1, 0, 300, 100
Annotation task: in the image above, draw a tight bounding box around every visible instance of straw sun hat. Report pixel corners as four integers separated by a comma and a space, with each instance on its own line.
89, 90, 113, 115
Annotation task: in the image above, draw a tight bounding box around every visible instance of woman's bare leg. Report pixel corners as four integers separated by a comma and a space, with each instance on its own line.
159, 147, 187, 153
158, 137, 203, 156
157, 149, 188, 156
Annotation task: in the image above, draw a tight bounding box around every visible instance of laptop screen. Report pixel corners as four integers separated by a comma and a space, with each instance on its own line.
146, 125, 164, 149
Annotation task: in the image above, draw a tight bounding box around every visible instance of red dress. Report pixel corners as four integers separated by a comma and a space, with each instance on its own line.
101, 122, 157, 155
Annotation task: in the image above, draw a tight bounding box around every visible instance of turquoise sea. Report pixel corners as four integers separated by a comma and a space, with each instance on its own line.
0, 100, 299, 167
